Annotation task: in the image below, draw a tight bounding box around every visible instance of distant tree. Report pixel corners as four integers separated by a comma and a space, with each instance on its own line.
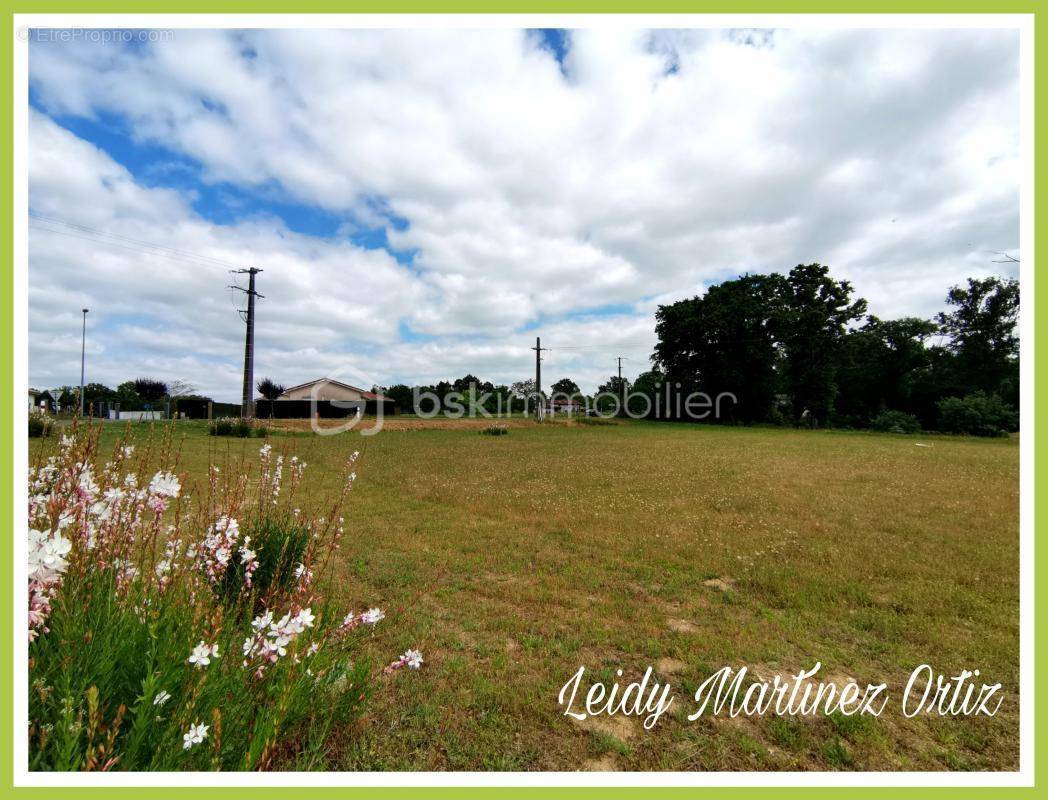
115, 381, 144, 411
256, 377, 285, 401
596, 376, 630, 413
628, 369, 666, 417
510, 379, 536, 398
383, 384, 414, 413
937, 277, 1019, 397
655, 273, 783, 423
773, 264, 867, 426
834, 316, 938, 426
167, 379, 197, 398
453, 374, 493, 394
550, 378, 580, 398
133, 378, 168, 407
81, 382, 117, 411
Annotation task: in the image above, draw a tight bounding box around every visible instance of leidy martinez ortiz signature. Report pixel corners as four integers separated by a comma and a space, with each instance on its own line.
558, 663, 1004, 731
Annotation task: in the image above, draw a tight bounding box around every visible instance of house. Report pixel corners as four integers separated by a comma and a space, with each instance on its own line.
257, 378, 397, 418
277, 378, 391, 404
549, 397, 582, 414
28, 388, 39, 410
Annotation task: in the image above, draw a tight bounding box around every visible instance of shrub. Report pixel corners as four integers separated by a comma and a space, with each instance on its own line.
480, 424, 508, 436
208, 417, 267, 438
937, 392, 1017, 437
28, 411, 54, 438
28, 425, 421, 771
869, 410, 921, 434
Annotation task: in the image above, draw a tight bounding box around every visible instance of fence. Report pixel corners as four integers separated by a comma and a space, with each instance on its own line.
254, 399, 396, 419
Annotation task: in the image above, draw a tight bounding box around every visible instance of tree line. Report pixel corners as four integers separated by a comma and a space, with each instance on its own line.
646, 263, 1018, 435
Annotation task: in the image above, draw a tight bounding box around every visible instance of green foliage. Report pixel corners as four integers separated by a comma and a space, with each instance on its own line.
209, 417, 267, 438
28, 411, 54, 438
869, 410, 921, 434
255, 377, 286, 402
550, 378, 580, 397
937, 392, 1017, 437
133, 378, 168, 404
480, 424, 509, 436
220, 516, 311, 606
937, 277, 1019, 394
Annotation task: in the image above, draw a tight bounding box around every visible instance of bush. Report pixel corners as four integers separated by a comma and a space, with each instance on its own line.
28, 411, 54, 438
208, 417, 267, 438
28, 426, 421, 771
869, 410, 921, 434
937, 392, 1017, 437
480, 424, 508, 436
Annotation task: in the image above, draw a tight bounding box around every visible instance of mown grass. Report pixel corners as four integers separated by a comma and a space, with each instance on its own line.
31, 418, 1019, 771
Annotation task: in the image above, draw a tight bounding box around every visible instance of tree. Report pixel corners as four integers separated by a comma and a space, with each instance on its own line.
550, 378, 580, 398
596, 376, 630, 413
81, 382, 117, 411
655, 274, 783, 423
167, 379, 197, 398
773, 264, 867, 426
628, 369, 665, 417
834, 316, 938, 426
116, 381, 144, 411
383, 384, 415, 414
256, 377, 285, 401
936, 277, 1019, 397
133, 378, 168, 407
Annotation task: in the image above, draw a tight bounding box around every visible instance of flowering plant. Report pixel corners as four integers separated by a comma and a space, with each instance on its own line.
28, 423, 421, 771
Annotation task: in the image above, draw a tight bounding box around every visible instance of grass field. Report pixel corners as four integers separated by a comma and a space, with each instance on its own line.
30, 418, 1020, 771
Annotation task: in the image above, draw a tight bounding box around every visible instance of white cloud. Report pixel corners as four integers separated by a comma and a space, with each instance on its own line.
27, 27, 1020, 396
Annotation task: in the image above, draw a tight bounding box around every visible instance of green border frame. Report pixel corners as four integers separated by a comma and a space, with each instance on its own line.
0, 8, 1040, 797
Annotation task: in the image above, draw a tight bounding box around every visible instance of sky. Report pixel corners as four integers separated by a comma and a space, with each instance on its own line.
27, 27, 1021, 400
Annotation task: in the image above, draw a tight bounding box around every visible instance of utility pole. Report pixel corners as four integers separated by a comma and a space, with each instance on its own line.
230, 268, 263, 418
531, 336, 547, 421
616, 356, 625, 417
79, 308, 88, 415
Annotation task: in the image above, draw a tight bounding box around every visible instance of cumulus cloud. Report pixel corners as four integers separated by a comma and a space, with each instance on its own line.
27, 26, 1020, 396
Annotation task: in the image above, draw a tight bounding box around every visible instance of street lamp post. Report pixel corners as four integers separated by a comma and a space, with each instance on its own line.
79, 308, 88, 416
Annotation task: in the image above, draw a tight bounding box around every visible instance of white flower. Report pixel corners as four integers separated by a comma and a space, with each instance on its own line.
153, 690, 171, 706
148, 471, 181, 499
361, 608, 384, 626
122, 445, 135, 458
295, 608, 315, 629
240, 548, 256, 564
252, 610, 273, 631
403, 649, 424, 669
259, 443, 272, 458
187, 641, 218, 668
182, 722, 209, 750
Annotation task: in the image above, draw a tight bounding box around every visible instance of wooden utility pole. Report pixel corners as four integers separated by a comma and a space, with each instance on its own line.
616, 356, 625, 416
79, 308, 88, 415
532, 336, 547, 421
231, 268, 263, 418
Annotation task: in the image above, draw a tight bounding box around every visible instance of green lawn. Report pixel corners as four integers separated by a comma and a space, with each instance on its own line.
31, 418, 1020, 771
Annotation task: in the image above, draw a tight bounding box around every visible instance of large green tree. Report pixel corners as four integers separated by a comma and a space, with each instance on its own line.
936, 276, 1019, 397
654, 274, 783, 423
773, 264, 867, 426
834, 316, 938, 425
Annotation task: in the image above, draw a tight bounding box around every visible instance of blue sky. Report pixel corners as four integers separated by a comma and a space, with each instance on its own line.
27, 27, 1020, 399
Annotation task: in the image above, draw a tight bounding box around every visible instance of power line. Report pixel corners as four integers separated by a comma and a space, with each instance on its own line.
29, 212, 252, 272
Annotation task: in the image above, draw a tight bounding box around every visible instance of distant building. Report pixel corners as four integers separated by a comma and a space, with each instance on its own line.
277, 378, 392, 404
258, 378, 397, 418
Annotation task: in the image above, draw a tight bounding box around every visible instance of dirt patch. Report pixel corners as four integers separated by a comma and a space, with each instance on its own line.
570, 711, 638, 741
666, 618, 700, 634
703, 577, 736, 592
581, 755, 620, 771
656, 657, 688, 676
